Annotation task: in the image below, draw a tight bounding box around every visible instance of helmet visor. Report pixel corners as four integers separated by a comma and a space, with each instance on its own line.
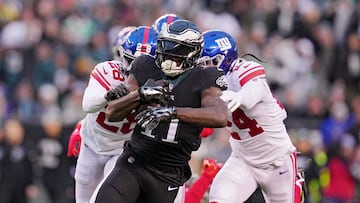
157, 39, 195, 57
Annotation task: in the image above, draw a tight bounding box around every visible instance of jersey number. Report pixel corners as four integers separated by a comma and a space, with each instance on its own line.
108, 62, 125, 81
141, 119, 179, 144
230, 108, 264, 140
96, 111, 135, 134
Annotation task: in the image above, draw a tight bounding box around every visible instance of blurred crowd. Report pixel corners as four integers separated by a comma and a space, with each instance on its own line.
0, 0, 359, 203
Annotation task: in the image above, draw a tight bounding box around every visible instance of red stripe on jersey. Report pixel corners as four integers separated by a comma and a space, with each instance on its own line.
239, 69, 266, 86
238, 65, 263, 79
91, 72, 110, 91
96, 69, 111, 87
141, 27, 150, 53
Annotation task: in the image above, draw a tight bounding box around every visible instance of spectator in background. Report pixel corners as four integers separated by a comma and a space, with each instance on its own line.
85, 30, 110, 62
53, 48, 73, 100
37, 116, 75, 203
320, 101, 354, 149
323, 134, 356, 203
349, 95, 360, 144
32, 41, 54, 88
34, 83, 62, 125
61, 81, 87, 126
0, 118, 35, 203
15, 80, 36, 122
350, 145, 360, 202
0, 85, 9, 128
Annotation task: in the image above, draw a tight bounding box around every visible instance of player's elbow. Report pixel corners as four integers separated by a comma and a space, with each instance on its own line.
82, 103, 94, 113
82, 102, 101, 113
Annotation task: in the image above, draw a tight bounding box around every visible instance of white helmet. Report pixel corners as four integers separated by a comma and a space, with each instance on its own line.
112, 26, 136, 61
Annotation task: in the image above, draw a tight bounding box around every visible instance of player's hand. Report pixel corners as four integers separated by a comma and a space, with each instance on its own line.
201, 158, 222, 178
220, 90, 242, 112
138, 79, 173, 106
135, 106, 177, 130
67, 122, 82, 157
105, 84, 130, 101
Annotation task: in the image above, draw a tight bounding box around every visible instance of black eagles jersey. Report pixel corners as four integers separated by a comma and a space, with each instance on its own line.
125, 55, 226, 185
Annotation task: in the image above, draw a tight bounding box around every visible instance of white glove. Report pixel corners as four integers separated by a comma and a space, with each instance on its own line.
220, 90, 243, 112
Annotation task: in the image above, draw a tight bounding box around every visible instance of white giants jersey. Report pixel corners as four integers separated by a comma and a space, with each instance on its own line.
225, 58, 296, 167
81, 60, 136, 155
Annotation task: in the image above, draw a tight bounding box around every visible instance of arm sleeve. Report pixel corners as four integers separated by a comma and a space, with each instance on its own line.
82, 62, 113, 113
236, 78, 268, 110
82, 79, 108, 113
185, 174, 213, 203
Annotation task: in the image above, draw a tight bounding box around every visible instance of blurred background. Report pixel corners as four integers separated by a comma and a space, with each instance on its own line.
0, 0, 359, 203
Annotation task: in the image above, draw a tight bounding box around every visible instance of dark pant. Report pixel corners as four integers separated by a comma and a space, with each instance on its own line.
94, 151, 178, 203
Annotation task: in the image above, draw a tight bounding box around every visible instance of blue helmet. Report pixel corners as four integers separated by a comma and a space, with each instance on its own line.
119, 26, 157, 70
113, 26, 136, 61
152, 13, 181, 33
198, 30, 238, 74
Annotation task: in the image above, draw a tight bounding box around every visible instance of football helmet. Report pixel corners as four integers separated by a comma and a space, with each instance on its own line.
197, 30, 238, 74
113, 26, 136, 61
152, 13, 181, 33
118, 26, 157, 71
156, 19, 204, 77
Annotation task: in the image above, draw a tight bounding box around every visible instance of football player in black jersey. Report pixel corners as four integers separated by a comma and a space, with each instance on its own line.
90, 19, 228, 203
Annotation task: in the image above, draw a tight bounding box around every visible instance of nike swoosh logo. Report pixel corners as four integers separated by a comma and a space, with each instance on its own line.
167, 186, 178, 191
243, 63, 250, 69
103, 66, 108, 74
279, 170, 289, 175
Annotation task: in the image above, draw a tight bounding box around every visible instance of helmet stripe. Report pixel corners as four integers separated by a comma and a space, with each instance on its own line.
141, 27, 150, 53
167, 16, 174, 24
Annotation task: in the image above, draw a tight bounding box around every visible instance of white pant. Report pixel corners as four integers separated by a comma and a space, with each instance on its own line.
75, 143, 120, 203
209, 152, 297, 203
173, 185, 186, 203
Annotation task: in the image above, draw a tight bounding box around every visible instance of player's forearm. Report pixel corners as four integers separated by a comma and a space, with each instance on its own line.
105, 91, 140, 121
176, 104, 227, 128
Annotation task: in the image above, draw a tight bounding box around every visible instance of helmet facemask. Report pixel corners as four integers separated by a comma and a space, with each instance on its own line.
156, 39, 202, 77
197, 54, 225, 69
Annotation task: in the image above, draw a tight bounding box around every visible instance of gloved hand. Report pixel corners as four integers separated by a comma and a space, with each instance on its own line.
105, 84, 130, 101
220, 90, 242, 112
67, 122, 82, 157
135, 106, 177, 130
138, 79, 173, 106
201, 158, 222, 178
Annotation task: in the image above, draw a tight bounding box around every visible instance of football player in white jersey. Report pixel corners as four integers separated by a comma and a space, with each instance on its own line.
209, 56, 303, 203
68, 26, 158, 203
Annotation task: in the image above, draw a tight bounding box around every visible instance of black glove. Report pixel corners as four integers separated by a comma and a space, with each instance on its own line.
135, 106, 177, 130
138, 79, 173, 105
105, 84, 130, 101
